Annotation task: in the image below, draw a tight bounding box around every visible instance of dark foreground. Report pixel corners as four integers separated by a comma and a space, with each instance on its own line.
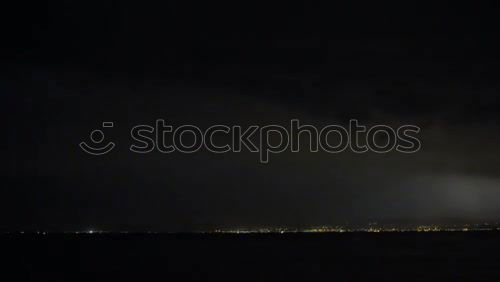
3, 232, 500, 281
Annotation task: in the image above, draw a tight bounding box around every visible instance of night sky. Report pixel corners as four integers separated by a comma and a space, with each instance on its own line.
2, 2, 500, 232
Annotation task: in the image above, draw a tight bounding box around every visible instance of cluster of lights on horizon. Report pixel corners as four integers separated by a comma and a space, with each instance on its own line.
5, 222, 500, 235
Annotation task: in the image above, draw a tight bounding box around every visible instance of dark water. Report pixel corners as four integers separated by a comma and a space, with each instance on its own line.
3, 232, 500, 281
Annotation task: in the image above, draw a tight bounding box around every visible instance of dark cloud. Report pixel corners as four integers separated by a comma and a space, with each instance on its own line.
2, 2, 500, 231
